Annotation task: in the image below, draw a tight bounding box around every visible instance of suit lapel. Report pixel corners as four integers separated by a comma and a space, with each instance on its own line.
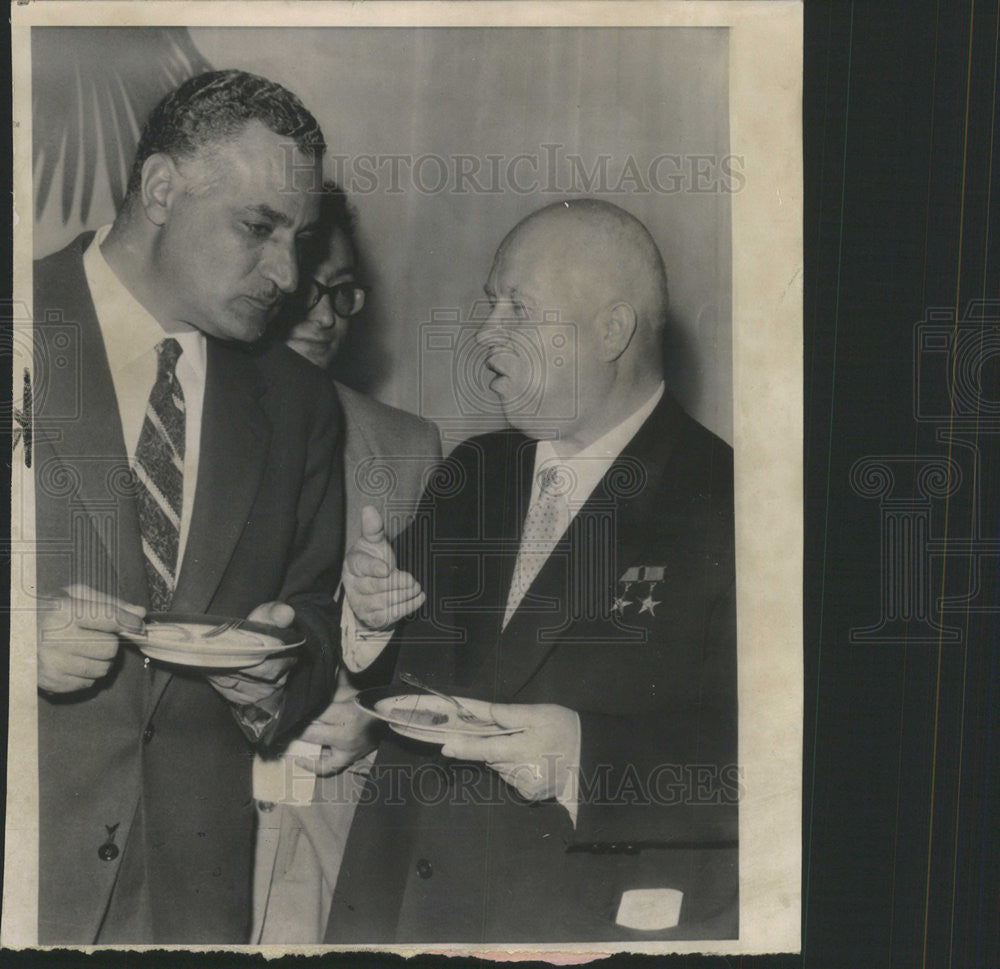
33, 235, 147, 606
148, 341, 270, 709
499, 392, 686, 697
446, 434, 535, 696
171, 340, 271, 613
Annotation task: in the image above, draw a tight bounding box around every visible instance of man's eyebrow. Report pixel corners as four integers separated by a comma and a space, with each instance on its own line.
242, 204, 293, 226
296, 220, 322, 237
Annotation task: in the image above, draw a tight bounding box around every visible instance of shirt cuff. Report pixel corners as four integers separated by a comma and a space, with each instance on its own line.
232, 689, 286, 745
340, 595, 395, 673
555, 712, 582, 827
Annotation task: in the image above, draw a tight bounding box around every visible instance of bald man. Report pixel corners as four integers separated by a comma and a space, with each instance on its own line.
325, 199, 737, 943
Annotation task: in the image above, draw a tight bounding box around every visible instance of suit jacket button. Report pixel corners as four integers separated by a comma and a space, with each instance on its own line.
416, 858, 433, 879
98, 843, 119, 862
142, 724, 155, 744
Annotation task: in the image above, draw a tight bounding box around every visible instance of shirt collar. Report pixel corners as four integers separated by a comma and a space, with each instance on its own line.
83, 224, 206, 379
534, 381, 665, 499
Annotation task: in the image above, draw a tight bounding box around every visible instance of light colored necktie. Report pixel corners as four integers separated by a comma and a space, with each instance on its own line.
134, 338, 185, 611
503, 463, 572, 628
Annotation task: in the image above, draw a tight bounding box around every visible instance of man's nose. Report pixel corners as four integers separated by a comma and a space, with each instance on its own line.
311, 293, 336, 329
474, 306, 507, 346
259, 241, 298, 295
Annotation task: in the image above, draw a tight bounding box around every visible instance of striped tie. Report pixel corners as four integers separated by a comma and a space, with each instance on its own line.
134, 338, 185, 611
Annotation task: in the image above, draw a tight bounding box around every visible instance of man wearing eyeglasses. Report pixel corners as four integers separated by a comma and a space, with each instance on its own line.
250, 182, 442, 943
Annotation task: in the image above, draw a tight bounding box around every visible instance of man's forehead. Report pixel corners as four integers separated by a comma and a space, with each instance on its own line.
316, 231, 355, 282
490, 225, 571, 292
209, 121, 320, 191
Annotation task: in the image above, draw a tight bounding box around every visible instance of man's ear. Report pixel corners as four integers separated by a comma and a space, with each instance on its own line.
139, 153, 182, 227
601, 302, 638, 361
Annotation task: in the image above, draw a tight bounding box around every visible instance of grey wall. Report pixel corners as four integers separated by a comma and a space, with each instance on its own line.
33, 26, 733, 445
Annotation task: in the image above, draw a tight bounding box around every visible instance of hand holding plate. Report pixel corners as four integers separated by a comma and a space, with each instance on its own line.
206, 601, 296, 705
440, 701, 578, 802
37, 584, 146, 694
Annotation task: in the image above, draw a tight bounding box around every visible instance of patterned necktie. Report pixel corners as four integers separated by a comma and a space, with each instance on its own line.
134, 338, 185, 611
503, 463, 572, 628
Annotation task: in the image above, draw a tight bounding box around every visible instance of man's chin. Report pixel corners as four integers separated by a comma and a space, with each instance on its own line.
288, 338, 335, 369
197, 309, 271, 344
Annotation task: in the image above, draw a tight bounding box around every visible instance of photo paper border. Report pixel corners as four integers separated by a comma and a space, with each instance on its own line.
6, 1, 803, 957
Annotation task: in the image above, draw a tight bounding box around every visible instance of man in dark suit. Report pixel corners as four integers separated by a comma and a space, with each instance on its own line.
33, 70, 343, 944
325, 199, 738, 943
251, 184, 442, 942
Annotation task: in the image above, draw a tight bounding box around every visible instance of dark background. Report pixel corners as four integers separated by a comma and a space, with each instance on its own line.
3, 1, 999, 967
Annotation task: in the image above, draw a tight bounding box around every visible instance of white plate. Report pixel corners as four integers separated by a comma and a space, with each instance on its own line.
123, 612, 303, 670
355, 689, 525, 742
134, 642, 284, 669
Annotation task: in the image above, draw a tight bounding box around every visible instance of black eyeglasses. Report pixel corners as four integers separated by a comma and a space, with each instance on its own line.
299, 279, 369, 317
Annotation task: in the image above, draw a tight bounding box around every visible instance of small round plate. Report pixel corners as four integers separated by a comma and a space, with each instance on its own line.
123, 612, 303, 670
355, 685, 525, 743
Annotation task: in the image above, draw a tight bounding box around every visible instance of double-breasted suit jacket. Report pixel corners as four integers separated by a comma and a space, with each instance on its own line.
325, 391, 738, 943
33, 234, 344, 943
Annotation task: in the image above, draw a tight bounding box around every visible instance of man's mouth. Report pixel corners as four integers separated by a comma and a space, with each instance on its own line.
290, 324, 337, 346
484, 354, 507, 379
244, 294, 279, 313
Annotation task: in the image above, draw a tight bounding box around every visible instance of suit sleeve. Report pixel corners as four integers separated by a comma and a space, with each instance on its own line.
572, 576, 738, 848
269, 386, 345, 739
421, 420, 444, 465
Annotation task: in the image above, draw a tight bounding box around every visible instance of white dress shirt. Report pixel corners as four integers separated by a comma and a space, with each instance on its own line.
83, 225, 207, 571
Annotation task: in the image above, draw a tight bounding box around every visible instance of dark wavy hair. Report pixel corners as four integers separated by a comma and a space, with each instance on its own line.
295, 180, 359, 279
123, 69, 325, 201
318, 180, 356, 246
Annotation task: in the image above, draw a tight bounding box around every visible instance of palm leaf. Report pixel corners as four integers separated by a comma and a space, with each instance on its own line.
33, 27, 213, 223
61, 64, 82, 224
79, 72, 99, 224
101, 71, 136, 209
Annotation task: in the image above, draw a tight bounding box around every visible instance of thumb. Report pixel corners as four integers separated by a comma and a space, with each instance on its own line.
488, 702, 534, 728
247, 601, 295, 628
360, 505, 386, 546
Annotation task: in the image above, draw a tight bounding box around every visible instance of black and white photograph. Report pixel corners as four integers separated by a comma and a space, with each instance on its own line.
5, 2, 803, 956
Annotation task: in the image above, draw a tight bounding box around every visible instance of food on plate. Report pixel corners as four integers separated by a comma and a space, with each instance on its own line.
390, 707, 448, 727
